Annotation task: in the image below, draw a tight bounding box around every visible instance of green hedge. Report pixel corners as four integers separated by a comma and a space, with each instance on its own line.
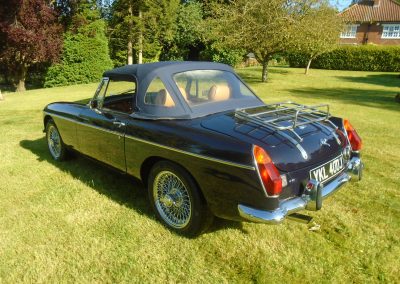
45, 20, 113, 88
288, 45, 400, 72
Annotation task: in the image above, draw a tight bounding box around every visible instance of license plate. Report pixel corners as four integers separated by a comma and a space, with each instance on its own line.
309, 155, 344, 184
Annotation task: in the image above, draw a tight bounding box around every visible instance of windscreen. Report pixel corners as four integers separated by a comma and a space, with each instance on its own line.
173, 70, 263, 116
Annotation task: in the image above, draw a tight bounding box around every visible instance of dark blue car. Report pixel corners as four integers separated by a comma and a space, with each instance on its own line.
43, 61, 364, 236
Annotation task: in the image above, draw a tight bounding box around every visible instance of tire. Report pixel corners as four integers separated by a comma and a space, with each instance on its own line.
148, 161, 213, 237
45, 119, 68, 161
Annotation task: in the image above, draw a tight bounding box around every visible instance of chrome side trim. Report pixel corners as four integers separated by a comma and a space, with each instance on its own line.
238, 157, 363, 224
45, 112, 123, 136
124, 134, 255, 170
44, 112, 256, 171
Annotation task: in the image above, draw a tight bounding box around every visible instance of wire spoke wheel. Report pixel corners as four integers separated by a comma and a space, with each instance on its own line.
153, 171, 192, 229
149, 161, 213, 236
47, 125, 62, 159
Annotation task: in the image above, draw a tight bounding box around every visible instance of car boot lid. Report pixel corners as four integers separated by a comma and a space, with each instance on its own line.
201, 103, 343, 172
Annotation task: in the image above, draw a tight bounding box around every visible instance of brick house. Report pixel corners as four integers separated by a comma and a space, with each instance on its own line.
339, 0, 400, 45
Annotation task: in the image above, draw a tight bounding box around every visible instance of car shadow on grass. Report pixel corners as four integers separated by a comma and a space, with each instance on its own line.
20, 137, 248, 236
206, 217, 248, 235
20, 137, 151, 214
287, 87, 399, 111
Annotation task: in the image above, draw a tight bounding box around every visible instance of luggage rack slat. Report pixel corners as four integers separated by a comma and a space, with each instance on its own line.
235, 101, 331, 132
234, 102, 332, 160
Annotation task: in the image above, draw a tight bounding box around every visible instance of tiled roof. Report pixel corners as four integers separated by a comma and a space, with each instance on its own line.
339, 0, 400, 22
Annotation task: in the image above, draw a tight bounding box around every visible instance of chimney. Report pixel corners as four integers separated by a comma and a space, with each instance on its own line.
373, 0, 381, 7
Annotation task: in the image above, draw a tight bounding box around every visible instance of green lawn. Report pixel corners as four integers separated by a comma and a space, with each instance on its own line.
0, 67, 399, 283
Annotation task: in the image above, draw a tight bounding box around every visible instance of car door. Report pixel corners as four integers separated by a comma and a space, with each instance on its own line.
76, 78, 136, 172
77, 108, 128, 171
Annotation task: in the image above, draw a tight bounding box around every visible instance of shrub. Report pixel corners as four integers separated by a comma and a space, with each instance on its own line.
287, 45, 400, 72
45, 20, 113, 87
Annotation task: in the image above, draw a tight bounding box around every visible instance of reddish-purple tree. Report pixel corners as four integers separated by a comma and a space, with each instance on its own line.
0, 0, 63, 91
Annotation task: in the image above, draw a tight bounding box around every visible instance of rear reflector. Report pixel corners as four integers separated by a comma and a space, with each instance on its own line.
253, 145, 282, 196
344, 119, 362, 151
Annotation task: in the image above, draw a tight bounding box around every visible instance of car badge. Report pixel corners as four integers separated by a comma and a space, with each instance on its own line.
320, 138, 330, 147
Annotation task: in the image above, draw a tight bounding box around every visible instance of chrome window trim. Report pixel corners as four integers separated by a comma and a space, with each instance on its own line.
90, 77, 137, 115
44, 112, 255, 171
89, 77, 110, 108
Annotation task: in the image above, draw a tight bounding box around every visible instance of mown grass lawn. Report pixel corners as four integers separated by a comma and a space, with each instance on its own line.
0, 67, 399, 283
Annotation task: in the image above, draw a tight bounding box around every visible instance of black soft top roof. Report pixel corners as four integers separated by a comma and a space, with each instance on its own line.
101, 61, 263, 119
103, 61, 234, 82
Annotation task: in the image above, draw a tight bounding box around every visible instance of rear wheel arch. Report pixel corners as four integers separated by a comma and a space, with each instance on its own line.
140, 157, 208, 204
140, 156, 165, 188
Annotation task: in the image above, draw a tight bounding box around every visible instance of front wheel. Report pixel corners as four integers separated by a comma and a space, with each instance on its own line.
46, 119, 68, 161
148, 161, 213, 237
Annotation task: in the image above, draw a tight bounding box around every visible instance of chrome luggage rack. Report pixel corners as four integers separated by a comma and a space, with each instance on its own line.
235, 101, 332, 142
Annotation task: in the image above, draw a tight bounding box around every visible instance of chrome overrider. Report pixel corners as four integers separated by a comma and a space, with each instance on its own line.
238, 157, 364, 224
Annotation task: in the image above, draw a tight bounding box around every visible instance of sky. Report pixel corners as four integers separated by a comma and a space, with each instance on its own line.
329, 0, 353, 11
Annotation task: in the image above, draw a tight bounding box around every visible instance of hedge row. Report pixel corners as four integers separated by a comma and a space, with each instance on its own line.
288, 45, 400, 72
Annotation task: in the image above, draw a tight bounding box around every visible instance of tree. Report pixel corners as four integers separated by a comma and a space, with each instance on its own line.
208, 0, 305, 82
44, 20, 113, 87
0, 0, 62, 92
44, 5, 113, 87
160, 0, 204, 60
109, 0, 179, 65
292, 4, 343, 75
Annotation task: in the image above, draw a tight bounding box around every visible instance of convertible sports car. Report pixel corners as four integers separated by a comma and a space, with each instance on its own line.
43, 61, 363, 236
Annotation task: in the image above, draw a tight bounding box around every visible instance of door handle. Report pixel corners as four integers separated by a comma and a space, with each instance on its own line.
113, 120, 126, 127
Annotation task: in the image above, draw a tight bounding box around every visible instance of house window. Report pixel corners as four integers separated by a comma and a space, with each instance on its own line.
340, 25, 358, 38
382, 24, 400, 39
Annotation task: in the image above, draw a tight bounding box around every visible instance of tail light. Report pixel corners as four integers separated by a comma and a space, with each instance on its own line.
253, 145, 282, 196
344, 119, 362, 151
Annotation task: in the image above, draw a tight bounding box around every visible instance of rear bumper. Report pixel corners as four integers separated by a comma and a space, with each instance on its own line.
238, 157, 363, 224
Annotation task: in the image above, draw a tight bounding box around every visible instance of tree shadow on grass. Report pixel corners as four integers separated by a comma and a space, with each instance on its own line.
335, 74, 400, 88
237, 66, 290, 84
288, 87, 399, 112
19, 137, 247, 236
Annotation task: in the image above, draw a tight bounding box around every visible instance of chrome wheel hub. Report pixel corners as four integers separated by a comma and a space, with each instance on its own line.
159, 188, 184, 208
153, 171, 192, 229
